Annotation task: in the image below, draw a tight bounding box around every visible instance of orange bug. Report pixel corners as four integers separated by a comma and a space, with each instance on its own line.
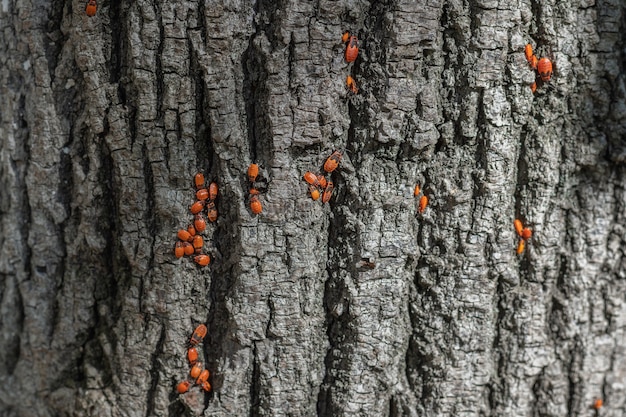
85, 0, 97, 17
182, 242, 194, 256
176, 380, 191, 394
516, 239, 526, 254
346, 75, 358, 94
187, 224, 196, 238
250, 195, 262, 214
194, 214, 206, 233
190, 200, 205, 214
323, 151, 342, 173
309, 185, 320, 201
418, 195, 428, 213
413, 185, 421, 197
593, 399, 603, 410
317, 175, 327, 189
190, 363, 203, 379
524, 44, 539, 69
190, 324, 208, 345
524, 44, 534, 65
521, 227, 532, 240
322, 181, 334, 203
345, 35, 359, 63
206, 201, 218, 223
342, 31, 350, 43
194, 254, 210, 267
192, 235, 203, 252
530, 81, 537, 93
537, 57, 553, 82
248, 163, 259, 183
201, 381, 212, 392
514, 219, 524, 237
196, 188, 209, 201
177, 229, 192, 242
249, 188, 260, 195
209, 182, 218, 201
196, 369, 210, 385
174, 241, 185, 258
187, 347, 199, 365
303, 171, 320, 186
194, 173, 205, 189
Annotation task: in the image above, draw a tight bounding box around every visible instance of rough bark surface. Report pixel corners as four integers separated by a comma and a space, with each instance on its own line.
1, 0, 626, 416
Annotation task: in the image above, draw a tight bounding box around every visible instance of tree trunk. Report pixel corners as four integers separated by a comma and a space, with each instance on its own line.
1, 0, 626, 416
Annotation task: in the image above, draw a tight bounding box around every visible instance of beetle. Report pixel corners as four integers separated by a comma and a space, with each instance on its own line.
303, 171, 320, 186
317, 175, 327, 189
187, 347, 199, 365
190, 200, 205, 215
309, 185, 320, 201
418, 195, 428, 213
593, 399, 603, 410
248, 163, 259, 183
346, 75, 358, 94
537, 57, 553, 82
524, 44, 534, 66
516, 239, 526, 255
345, 35, 359, 63
514, 219, 524, 237
85, 0, 97, 16
192, 235, 203, 252
174, 241, 185, 258
176, 380, 191, 394
190, 363, 203, 379
209, 182, 218, 201
194, 173, 205, 189
194, 254, 210, 267
177, 229, 192, 242
250, 195, 262, 214
322, 181, 334, 203
323, 151, 342, 173
524, 44, 539, 69
206, 201, 218, 223
194, 214, 206, 233
182, 242, 194, 256
190, 324, 208, 345
196, 188, 209, 201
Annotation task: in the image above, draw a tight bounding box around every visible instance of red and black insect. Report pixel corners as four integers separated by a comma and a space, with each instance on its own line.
85, 0, 97, 16
343, 33, 359, 63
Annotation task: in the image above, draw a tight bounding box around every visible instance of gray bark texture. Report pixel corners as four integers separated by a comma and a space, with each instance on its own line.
1, 0, 626, 416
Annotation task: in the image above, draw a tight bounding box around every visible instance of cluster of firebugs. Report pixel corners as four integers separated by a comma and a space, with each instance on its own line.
247, 163, 265, 214
303, 151, 341, 202
176, 324, 212, 394
173, 173, 215, 267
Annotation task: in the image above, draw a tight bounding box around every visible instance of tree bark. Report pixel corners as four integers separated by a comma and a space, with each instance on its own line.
1, 0, 626, 416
